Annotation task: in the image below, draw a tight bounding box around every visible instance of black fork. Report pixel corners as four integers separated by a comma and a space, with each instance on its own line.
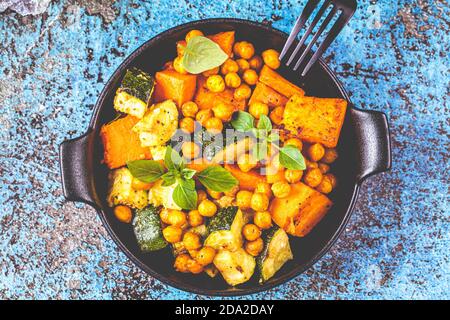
280, 0, 357, 77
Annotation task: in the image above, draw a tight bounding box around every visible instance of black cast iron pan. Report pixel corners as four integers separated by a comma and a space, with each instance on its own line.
59, 18, 391, 296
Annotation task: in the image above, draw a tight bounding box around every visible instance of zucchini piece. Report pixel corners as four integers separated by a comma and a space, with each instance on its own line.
204, 206, 246, 251
214, 248, 256, 286
114, 68, 155, 119
257, 227, 293, 283
133, 205, 168, 252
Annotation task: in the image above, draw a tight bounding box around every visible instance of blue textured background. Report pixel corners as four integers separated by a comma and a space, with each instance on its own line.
0, 0, 449, 300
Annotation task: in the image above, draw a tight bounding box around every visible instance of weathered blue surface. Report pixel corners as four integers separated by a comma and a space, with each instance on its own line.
0, 0, 448, 300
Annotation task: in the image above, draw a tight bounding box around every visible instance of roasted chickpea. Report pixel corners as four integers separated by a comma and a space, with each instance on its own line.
114, 205, 132, 223
162, 225, 183, 243
254, 211, 272, 230
255, 181, 272, 198
183, 231, 202, 250
195, 109, 213, 125
206, 75, 225, 93
159, 208, 171, 225
224, 72, 242, 89
322, 148, 338, 164
167, 210, 187, 227
304, 168, 323, 188
202, 66, 219, 77
242, 69, 258, 86
188, 249, 199, 259
249, 55, 263, 70
196, 246, 216, 266
174, 253, 190, 273
197, 190, 208, 204
236, 58, 250, 73
318, 163, 330, 174
213, 102, 235, 121
224, 185, 239, 197
204, 117, 223, 133
236, 190, 253, 209
305, 159, 319, 169
220, 59, 239, 75
188, 210, 204, 227
262, 49, 280, 69
187, 259, 204, 274
325, 173, 337, 188
242, 224, 261, 241
237, 153, 257, 173
181, 101, 199, 118
285, 169, 303, 183
207, 189, 222, 200
198, 199, 217, 217
251, 193, 270, 212
234, 84, 252, 100
173, 56, 187, 74
234, 41, 255, 59
179, 117, 195, 134
269, 106, 284, 125
245, 238, 264, 256
271, 181, 291, 198
316, 175, 333, 194
182, 141, 200, 159
185, 29, 204, 43
307, 143, 325, 162
284, 137, 303, 151
131, 179, 153, 190
249, 102, 269, 119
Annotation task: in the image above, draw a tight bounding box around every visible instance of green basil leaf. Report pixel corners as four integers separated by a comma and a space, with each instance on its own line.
127, 160, 165, 183
257, 114, 272, 132
181, 168, 197, 180
253, 140, 268, 161
231, 111, 255, 132
182, 36, 229, 74
197, 166, 238, 192
161, 171, 176, 186
173, 179, 197, 210
279, 145, 306, 170
164, 146, 184, 171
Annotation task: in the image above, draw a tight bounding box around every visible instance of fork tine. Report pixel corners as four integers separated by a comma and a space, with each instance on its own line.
300, 11, 352, 76
286, 0, 332, 66
293, 6, 338, 70
280, 0, 321, 60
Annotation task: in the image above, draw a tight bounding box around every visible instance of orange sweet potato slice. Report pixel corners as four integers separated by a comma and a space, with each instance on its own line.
100, 115, 151, 169
270, 182, 333, 237
249, 81, 289, 108
259, 65, 305, 98
194, 76, 246, 110
207, 31, 235, 57
224, 164, 266, 191
153, 70, 197, 107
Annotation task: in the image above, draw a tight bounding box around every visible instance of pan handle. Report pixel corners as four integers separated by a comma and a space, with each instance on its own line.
351, 108, 392, 182
59, 131, 98, 207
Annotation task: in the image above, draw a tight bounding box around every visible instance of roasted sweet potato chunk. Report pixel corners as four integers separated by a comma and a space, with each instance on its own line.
100, 115, 151, 169
259, 65, 305, 98
194, 76, 246, 110
249, 81, 289, 108
153, 70, 197, 107
207, 31, 235, 57
270, 182, 332, 237
224, 164, 266, 191
283, 94, 347, 148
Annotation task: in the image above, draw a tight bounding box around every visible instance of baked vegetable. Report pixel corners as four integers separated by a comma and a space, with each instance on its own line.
213, 248, 256, 286
224, 164, 266, 191
207, 31, 235, 57
204, 206, 246, 251
257, 227, 293, 283
270, 182, 332, 237
113, 68, 155, 119
148, 179, 181, 210
259, 65, 305, 98
133, 100, 179, 147
283, 94, 347, 148
100, 115, 151, 169
133, 205, 168, 252
194, 76, 246, 110
249, 81, 289, 108
153, 69, 197, 107
107, 168, 148, 209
